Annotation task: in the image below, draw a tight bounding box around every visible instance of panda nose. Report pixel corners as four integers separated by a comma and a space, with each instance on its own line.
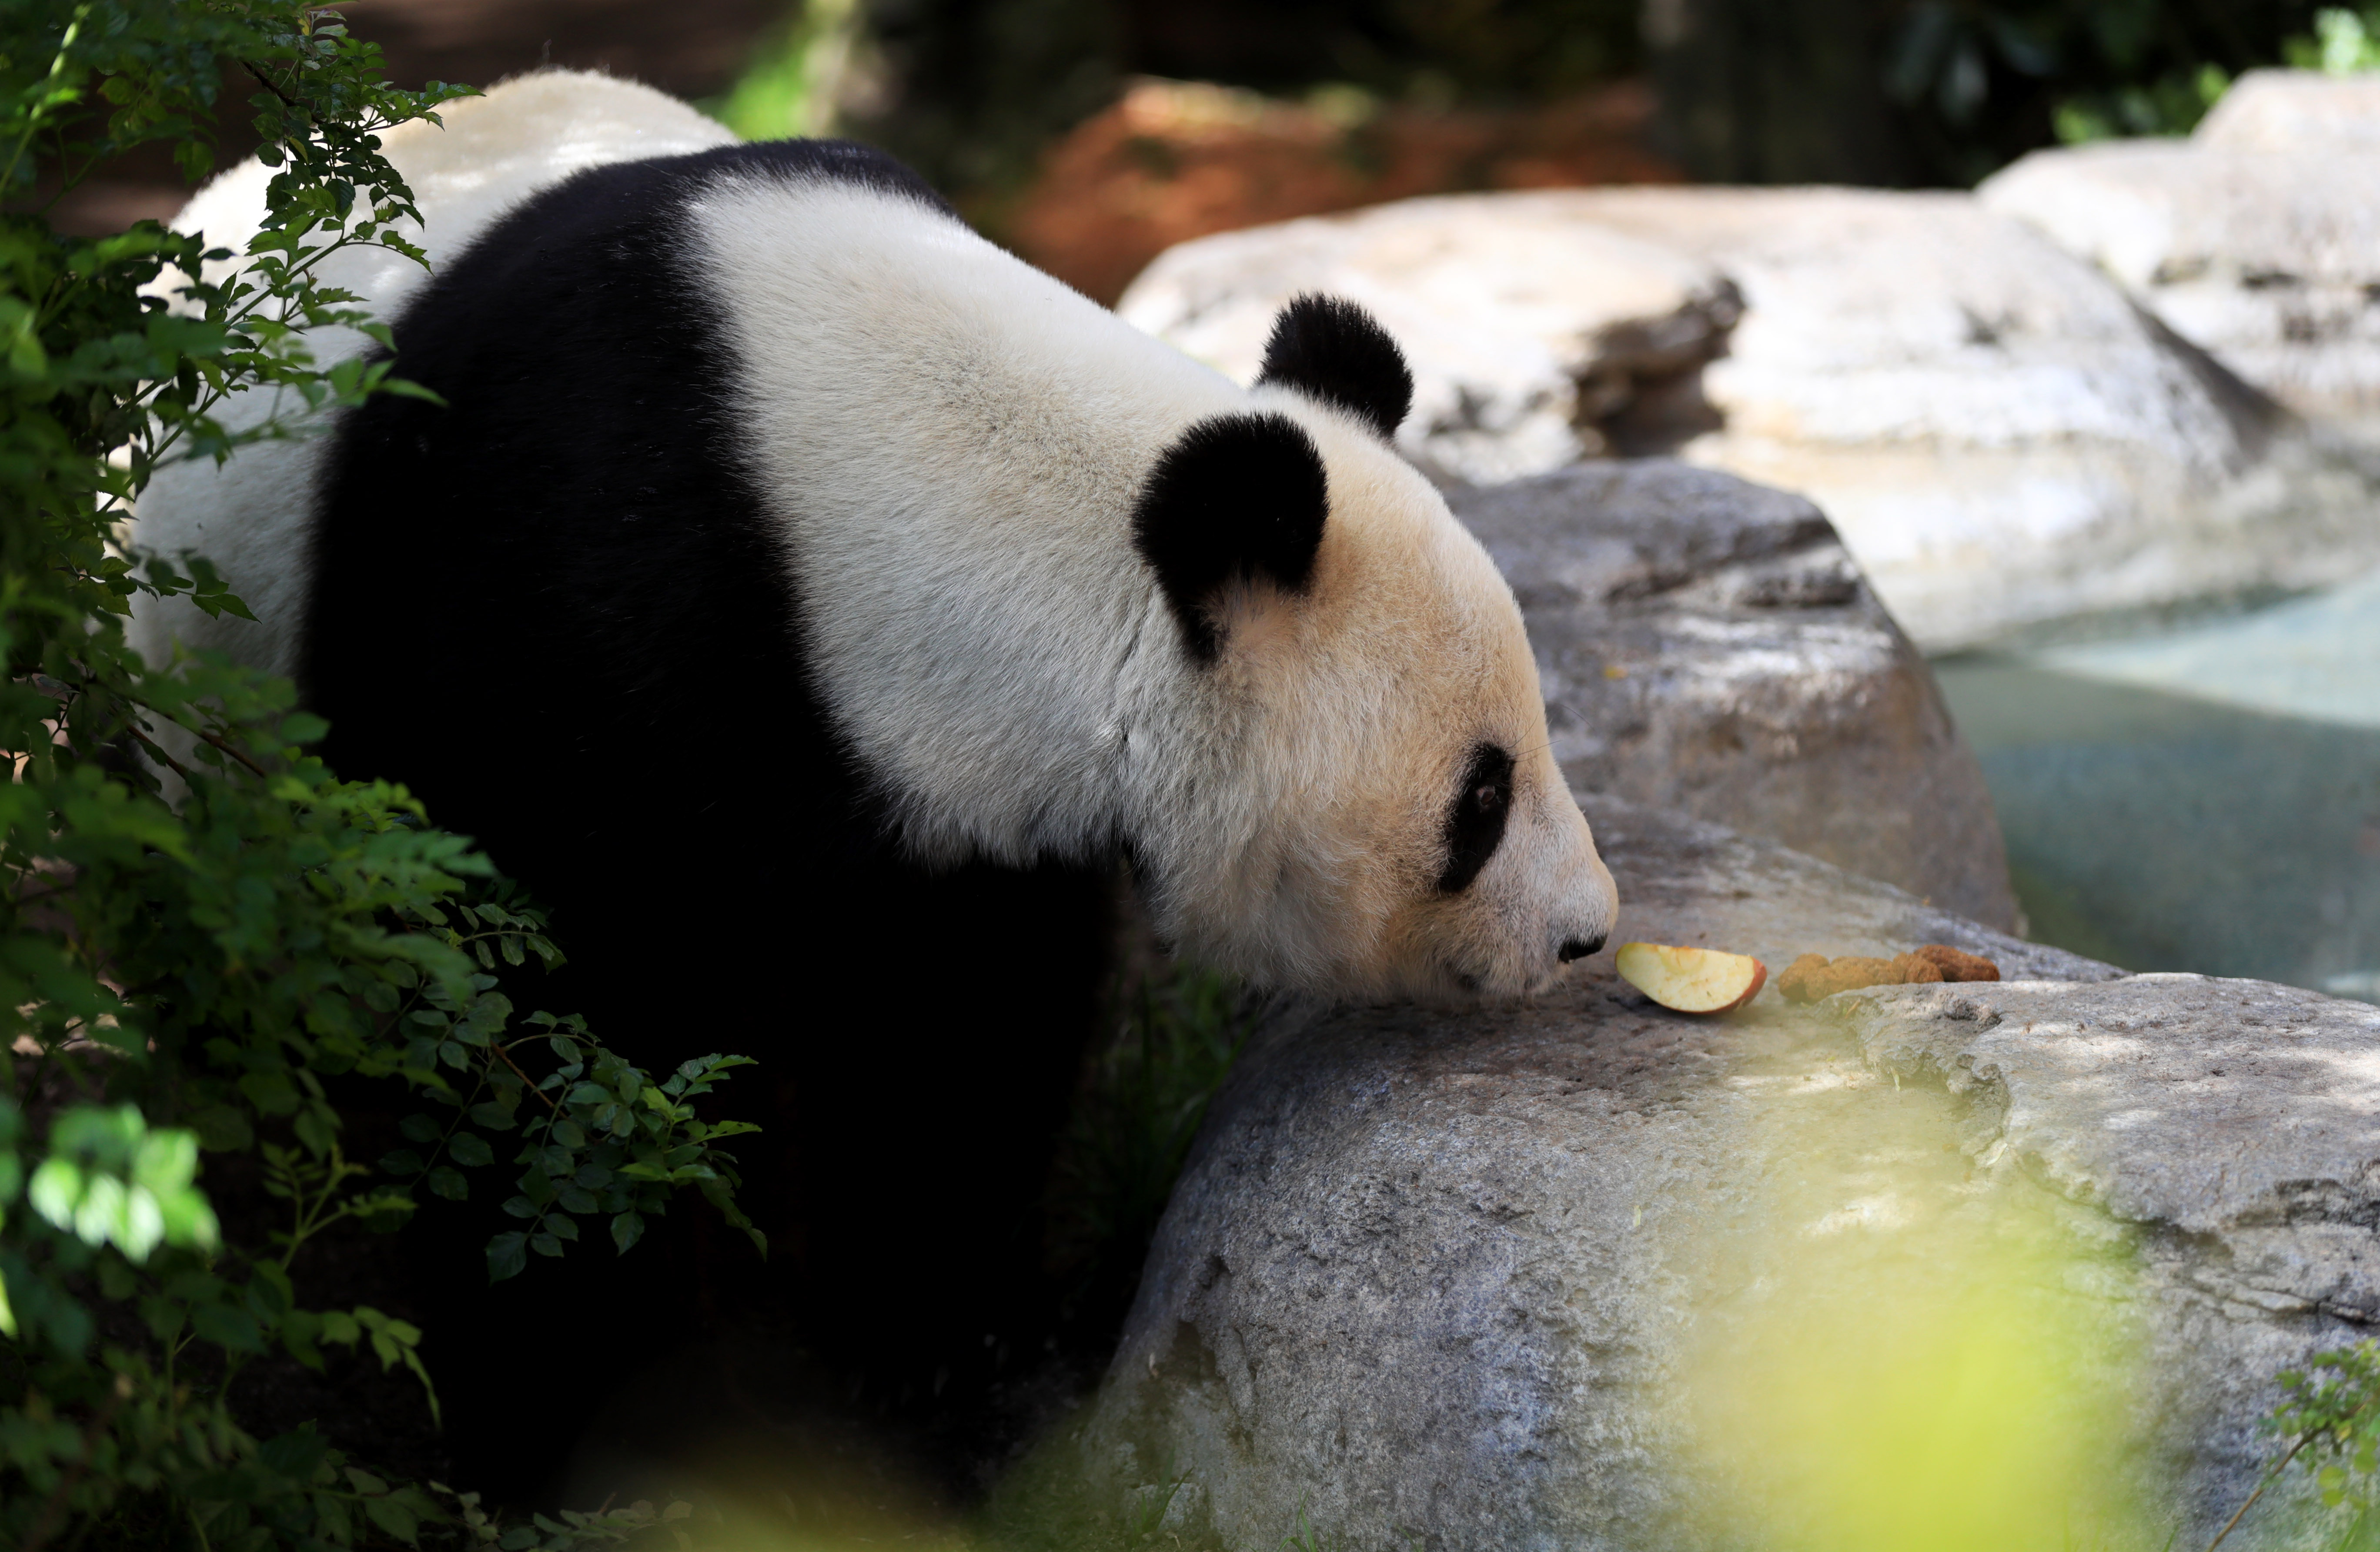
1558, 934, 1605, 963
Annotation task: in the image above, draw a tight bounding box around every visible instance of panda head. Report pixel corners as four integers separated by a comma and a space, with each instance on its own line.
1129, 295, 1619, 1002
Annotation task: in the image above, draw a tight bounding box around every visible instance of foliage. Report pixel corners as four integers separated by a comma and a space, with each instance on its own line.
2284, 7, 2380, 75
0, 2, 756, 1545
1883, 0, 2232, 150
1277, 1494, 1344, 1552
2211, 1340, 2380, 1551
2048, 5, 2380, 142
707, 0, 863, 141
1872, 0, 2346, 178
2048, 60, 2230, 143
373, 996, 762, 1285
1044, 964, 1248, 1334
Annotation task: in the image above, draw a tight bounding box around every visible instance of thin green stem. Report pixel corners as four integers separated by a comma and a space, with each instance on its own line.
399, 1066, 490, 1198
0, 10, 87, 202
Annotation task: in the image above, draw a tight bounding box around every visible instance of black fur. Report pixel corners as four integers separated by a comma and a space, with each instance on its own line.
1254, 293, 1414, 441
1437, 743, 1514, 893
1131, 411, 1328, 662
306, 140, 1112, 1502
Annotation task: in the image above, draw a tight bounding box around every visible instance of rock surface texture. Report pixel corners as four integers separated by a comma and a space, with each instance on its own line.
1080, 796, 2380, 1551
1120, 184, 2380, 649
1119, 195, 1740, 483
1981, 71, 2380, 431
2201, 68, 2380, 151
1451, 460, 2019, 930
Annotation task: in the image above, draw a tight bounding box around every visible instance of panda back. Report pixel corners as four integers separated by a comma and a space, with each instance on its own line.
682, 167, 1247, 868
127, 71, 735, 685
304, 140, 966, 900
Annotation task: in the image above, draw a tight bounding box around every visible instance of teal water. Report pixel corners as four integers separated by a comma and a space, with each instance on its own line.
1935, 650, 2380, 1002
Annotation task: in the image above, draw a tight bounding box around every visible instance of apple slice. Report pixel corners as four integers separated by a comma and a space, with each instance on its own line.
1615, 942, 1769, 1014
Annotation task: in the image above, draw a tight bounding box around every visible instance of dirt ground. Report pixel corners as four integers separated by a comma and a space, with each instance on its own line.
1007, 75, 1678, 303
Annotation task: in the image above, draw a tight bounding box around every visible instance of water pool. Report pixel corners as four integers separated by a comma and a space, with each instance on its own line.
1934, 579, 2380, 1001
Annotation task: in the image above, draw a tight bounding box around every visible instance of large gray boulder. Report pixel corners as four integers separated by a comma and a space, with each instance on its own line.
1981, 73, 2380, 432
1077, 795, 2380, 1552
1453, 460, 2019, 931
1121, 185, 2380, 651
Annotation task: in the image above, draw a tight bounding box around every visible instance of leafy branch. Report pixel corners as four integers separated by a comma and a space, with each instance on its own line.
0, 4, 759, 1547
2211, 1340, 2380, 1552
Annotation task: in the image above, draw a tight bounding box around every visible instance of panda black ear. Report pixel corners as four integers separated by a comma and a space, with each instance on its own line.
1254, 294, 1414, 441
1132, 411, 1328, 664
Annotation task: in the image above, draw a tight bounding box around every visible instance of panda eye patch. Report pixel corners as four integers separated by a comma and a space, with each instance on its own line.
1436, 743, 1515, 894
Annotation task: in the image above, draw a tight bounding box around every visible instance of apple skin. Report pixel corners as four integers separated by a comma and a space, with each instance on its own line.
1614, 942, 1769, 1014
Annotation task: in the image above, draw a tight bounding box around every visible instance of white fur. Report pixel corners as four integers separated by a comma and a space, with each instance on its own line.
695, 178, 1615, 996
127, 72, 1619, 1002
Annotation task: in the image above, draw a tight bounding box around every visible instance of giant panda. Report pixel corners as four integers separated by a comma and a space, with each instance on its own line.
131, 72, 1618, 1499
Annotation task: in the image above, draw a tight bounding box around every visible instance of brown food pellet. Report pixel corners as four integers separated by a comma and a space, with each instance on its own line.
1776, 944, 2000, 1003
1778, 955, 1895, 1002
1889, 952, 1945, 985
1909, 943, 2001, 983
1775, 953, 1832, 1003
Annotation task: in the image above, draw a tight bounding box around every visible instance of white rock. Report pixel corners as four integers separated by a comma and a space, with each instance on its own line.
1117, 196, 1741, 485
1488, 187, 2380, 650
1123, 186, 2380, 650
2198, 67, 2380, 152
1980, 104, 2380, 426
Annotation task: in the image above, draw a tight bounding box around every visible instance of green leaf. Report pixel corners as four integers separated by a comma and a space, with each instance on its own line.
425, 1167, 468, 1201
363, 1491, 420, 1544
193, 1301, 264, 1353
486, 1232, 528, 1283
283, 1308, 326, 1369
467, 1100, 515, 1131
240, 1071, 302, 1116
531, 1232, 563, 1258
189, 1104, 256, 1152
258, 1425, 331, 1481
611, 1212, 645, 1255
447, 1132, 494, 1168
291, 1105, 337, 1157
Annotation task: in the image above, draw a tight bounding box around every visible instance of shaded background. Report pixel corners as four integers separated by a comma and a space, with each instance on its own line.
59, 0, 2338, 237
